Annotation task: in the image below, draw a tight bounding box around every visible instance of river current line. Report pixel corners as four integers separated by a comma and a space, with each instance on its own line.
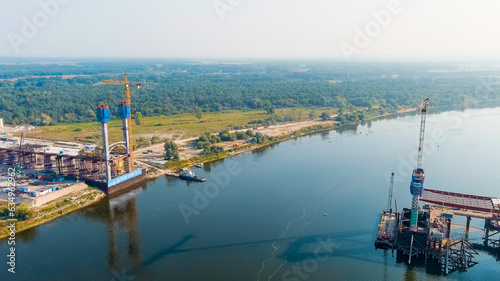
256, 203, 311, 281
260, 166, 383, 280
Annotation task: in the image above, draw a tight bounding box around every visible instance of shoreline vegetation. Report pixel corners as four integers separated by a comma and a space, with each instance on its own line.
144, 106, 417, 177
0, 187, 104, 240
0, 106, 417, 239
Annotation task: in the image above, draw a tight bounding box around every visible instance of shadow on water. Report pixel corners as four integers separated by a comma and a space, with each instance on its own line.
139, 228, 390, 269
472, 243, 500, 261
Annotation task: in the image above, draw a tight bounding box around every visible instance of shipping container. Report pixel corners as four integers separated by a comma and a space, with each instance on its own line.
430, 232, 445, 239
18, 186, 31, 193
442, 212, 454, 219
37, 188, 49, 196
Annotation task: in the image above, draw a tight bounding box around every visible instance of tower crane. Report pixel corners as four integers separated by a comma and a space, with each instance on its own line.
102, 74, 141, 171
409, 98, 430, 232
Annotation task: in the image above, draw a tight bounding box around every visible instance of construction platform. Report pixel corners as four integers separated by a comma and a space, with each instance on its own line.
375, 205, 482, 275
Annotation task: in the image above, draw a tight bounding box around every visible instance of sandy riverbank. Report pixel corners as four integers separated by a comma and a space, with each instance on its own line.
136, 107, 417, 178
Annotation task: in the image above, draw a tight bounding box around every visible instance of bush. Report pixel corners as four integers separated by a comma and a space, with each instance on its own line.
164, 138, 179, 160
16, 203, 34, 221
203, 145, 224, 155
320, 112, 330, 121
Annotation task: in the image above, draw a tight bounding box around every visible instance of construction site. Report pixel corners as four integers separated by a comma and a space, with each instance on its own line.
374, 98, 500, 275
0, 75, 148, 208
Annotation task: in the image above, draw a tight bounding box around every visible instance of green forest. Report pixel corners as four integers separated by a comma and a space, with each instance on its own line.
0, 59, 499, 125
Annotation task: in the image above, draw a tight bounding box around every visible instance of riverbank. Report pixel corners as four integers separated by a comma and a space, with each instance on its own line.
0, 107, 414, 239
0, 186, 105, 239
140, 107, 415, 177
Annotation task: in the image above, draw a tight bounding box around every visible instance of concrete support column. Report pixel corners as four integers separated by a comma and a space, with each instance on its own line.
102, 122, 111, 184
446, 219, 452, 239
465, 216, 471, 240
484, 219, 490, 246
122, 118, 130, 154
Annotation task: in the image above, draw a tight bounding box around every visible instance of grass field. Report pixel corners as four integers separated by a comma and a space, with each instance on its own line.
34, 108, 336, 143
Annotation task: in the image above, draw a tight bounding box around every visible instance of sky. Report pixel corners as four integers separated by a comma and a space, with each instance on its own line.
1, 0, 500, 60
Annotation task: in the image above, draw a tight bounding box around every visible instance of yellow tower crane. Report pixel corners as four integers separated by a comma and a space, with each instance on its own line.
102, 74, 141, 171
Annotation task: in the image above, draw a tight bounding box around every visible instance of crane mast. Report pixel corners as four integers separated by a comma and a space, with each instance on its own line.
387, 172, 394, 212
410, 98, 430, 232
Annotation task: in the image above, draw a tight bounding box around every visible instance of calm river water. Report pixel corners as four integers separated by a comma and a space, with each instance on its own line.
2, 106, 500, 281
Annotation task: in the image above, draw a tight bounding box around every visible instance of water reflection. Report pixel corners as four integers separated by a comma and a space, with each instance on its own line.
16, 227, 37, 242
320, 131, 330, 141
336, 124, 359, 136
108, 194, 142, 271
77, 185, 145, 273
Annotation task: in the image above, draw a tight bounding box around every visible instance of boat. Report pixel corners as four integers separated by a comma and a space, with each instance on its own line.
195, 163, 204, 168
179, 168, 206, 182
374, 211, 398, 249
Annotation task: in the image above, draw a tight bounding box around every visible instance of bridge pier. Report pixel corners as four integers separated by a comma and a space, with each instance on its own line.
465, 216, 471, 240
484, 219, 490, 246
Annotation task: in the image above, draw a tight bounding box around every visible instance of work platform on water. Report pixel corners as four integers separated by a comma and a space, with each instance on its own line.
375, 205, 483, 275
373, 98, 500, 275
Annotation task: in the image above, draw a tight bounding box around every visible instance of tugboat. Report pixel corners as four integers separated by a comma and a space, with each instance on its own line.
179, 168, 206, 182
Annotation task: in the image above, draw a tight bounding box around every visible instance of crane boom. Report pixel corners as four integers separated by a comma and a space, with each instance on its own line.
416, 98, 429, 169
387, 172, 394, 212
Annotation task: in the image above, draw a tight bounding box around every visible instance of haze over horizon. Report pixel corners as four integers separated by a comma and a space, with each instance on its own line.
1, 0, 500, 61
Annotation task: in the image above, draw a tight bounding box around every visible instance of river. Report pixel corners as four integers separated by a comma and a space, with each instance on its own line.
2, 106, 500, 281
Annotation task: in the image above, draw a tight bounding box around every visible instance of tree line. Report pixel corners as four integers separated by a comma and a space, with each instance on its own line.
1, 60, 499, 125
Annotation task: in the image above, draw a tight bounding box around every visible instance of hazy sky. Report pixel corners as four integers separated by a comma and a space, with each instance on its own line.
1, 0, 500, 60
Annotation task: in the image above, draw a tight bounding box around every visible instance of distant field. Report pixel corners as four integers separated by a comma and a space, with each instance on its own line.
35, 108, 335, 143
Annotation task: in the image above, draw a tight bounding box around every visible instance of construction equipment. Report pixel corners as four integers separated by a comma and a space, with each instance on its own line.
14, 132, 25, 174
387, 172, 395, 212
102, 74, 141, 171
410, 98, 430, 232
